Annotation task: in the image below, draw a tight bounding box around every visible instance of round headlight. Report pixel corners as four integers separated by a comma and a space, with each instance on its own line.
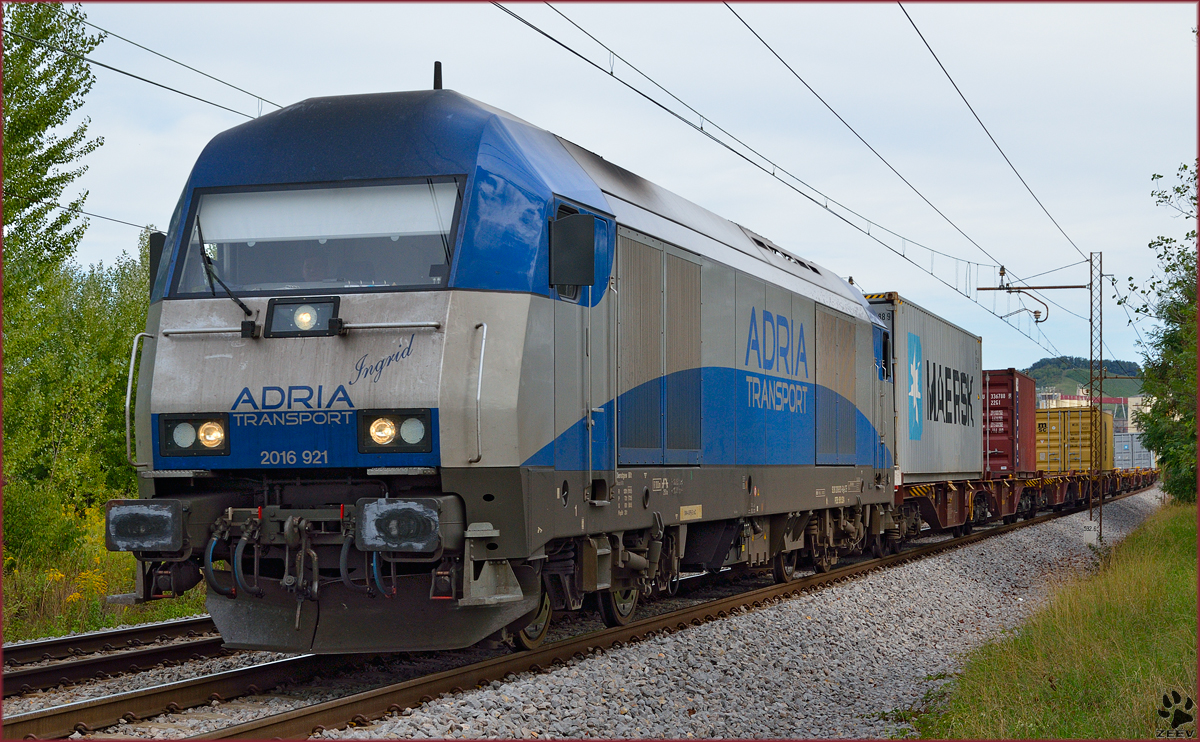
399, 417, 426, 445
294, 305, 318, 331
172, 422, 197, 448
198, 421, 225, 448
369, 417, 397, 445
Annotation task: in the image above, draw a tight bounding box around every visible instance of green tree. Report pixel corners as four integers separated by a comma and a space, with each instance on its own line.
2, 3, 105, 294
1119, 162, 1198, 502
3, 3, 110, 560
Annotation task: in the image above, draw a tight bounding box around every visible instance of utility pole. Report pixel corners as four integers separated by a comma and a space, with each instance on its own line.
980, 258, 1103, 538
1088, 252, 1104, 543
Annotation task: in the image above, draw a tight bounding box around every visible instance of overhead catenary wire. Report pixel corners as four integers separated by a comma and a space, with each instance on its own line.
724, 3, 1086, 334
8, 29, 254, 119
1008, 259, 1088, 285
725, 3, 1007, 272
541, 2, 993, 273
49, 4, 282, 110
500, 3, 1059, 355
897, 2, 1089, 261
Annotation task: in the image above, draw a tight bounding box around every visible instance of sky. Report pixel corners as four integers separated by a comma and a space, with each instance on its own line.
54, 2, 1198, 372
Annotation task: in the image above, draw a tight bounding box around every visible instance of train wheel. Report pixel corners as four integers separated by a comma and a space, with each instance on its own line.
772, 549, 799, 583
811, 545, 834, 573
870, 535, 885, 559
513, 590, 553, 651
598, 587, 639, 628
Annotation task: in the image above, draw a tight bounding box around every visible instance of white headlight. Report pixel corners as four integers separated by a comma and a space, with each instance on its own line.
294, 305, 318, 331
172, 422, 196, 448
399, 417, 426, 445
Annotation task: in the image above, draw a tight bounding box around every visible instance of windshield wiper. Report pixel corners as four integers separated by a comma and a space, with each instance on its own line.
196, 224, 252, 317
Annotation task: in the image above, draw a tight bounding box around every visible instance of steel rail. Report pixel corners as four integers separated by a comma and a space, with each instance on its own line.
195, 486, 1153, 740
1, 654, 356, 740
3, 617, 215, 667
3, 637, 227, 697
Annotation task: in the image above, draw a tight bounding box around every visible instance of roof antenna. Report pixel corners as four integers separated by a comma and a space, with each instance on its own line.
434, 61, 442, 90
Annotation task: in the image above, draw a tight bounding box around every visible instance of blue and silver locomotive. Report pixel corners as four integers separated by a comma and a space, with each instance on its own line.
106, 90, 898, 653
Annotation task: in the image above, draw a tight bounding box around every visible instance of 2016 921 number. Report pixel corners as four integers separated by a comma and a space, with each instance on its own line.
260, 450, 327, 465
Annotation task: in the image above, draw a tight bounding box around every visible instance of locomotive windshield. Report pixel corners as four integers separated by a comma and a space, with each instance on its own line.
171, 178, 461, 297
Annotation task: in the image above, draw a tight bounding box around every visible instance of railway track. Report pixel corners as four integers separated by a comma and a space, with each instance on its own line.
3, 617, 215, 668
3, 618, 225, 698
0, 485, 1151, 740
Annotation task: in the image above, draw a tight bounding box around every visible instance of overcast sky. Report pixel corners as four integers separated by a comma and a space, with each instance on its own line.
59, 2, 1197, 371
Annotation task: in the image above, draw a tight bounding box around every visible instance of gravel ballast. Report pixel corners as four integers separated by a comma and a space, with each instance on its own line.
319, 488, 1164, 740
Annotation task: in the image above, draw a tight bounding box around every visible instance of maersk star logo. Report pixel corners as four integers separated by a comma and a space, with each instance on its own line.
909, 356, 921, 417
907, 332, 923, 441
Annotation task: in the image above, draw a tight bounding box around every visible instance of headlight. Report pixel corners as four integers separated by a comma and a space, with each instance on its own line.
198, 421, 225, 448
160, 414, 230, 456
399, 417, 425, 445
264, 296, 340, 338
370, 417, 397, 445
293, 305, 318, 331
357, 409, 433, 453
172, 422, 197, 448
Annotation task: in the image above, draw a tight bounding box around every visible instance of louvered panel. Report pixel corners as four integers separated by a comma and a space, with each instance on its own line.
815, 309, 838, 463
665, 255, 701, 453
617, 235, 664, 454
837, 315, 857, 463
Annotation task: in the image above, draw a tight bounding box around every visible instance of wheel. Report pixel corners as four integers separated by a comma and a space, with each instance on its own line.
772, 549, 799, 583
513, 590, 552, 651
811, 545, 834, 573
951, 526, 963, 538
870, 535, 885, 559
597, 587, 639, 628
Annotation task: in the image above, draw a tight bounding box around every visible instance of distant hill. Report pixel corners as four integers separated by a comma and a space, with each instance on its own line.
1020, 356, 1143, 398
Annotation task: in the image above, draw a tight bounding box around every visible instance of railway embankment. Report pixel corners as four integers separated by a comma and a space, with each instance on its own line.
910, 492, 1196, 739
313, 488, 1165, 740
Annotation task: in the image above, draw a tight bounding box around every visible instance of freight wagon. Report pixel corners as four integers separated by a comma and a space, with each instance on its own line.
866, 292, 982, 536
1113, 432, 1155, 470
1036, 408, 1115, 473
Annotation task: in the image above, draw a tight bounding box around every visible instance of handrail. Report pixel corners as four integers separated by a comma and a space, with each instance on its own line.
125, 332, 154, 467
468, 322, 487, 464
161, 321, 441, 336
160, 326, 242, 336
341, 321, 441, 331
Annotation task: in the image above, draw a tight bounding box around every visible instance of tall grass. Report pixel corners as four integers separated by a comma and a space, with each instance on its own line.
3, 507, 207, 643
914, 501, 1198, 738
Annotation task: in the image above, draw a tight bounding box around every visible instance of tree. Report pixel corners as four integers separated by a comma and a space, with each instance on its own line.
1119, 161, 1198, 502
2, 3, 105, 295
2, 4, 109, 559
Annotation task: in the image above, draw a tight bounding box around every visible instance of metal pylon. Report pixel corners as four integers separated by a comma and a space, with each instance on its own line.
1088, 252, 1103, 540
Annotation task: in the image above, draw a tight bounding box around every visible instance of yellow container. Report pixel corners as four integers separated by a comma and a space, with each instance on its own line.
1035, 408, 1114, 473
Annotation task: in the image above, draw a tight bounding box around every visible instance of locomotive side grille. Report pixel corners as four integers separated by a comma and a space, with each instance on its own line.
665, 254, 701, 452
816, 308, 858, 465
816, 309, 838, 463
618, 235, 664, 452
837, 313, 857, 459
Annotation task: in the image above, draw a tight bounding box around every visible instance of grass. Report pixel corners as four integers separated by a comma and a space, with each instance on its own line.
2, 507, 208, 643
909, 500, 1197, 738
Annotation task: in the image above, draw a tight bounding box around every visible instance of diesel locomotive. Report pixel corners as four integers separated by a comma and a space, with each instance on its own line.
106, 89, 915, 653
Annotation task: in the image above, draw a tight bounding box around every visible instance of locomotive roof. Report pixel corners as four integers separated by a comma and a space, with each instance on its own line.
187, 89, 879, 325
